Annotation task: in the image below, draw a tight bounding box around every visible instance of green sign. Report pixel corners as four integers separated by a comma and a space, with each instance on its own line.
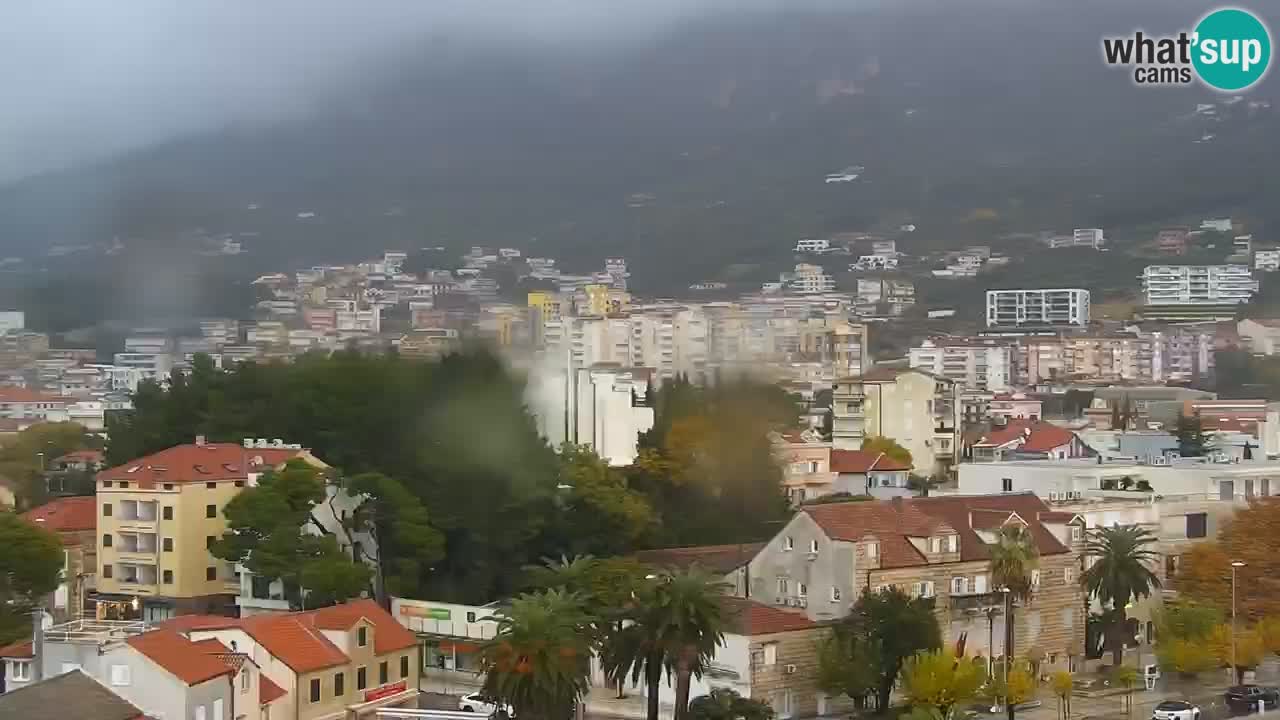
427, 608, 451, 620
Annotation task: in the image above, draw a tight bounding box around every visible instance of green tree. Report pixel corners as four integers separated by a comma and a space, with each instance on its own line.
552, 445, 656, 557
0, 422, 99, 508
346, 472, 445, 600
860, 436, 913, 469
480, 590, 593, 720
822, 587, 942, 711
0, 513, 65, 644
1081, 525, 1161, 666
601, 568, 728, 720
688, 689, 775, 720
901, 650, 986, 718
212, 461, 371, 608
1173, 412, 1207, 458
988, 525, 1038, 720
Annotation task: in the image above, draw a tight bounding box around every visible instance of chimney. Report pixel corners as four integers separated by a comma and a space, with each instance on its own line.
195, 435, 206, 447
31, 610, 44, 683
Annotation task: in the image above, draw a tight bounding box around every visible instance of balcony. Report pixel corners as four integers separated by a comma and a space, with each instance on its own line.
950, 591, 1005, 614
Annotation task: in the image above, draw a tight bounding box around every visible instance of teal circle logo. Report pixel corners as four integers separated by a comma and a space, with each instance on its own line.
1192, 8, 1271, 91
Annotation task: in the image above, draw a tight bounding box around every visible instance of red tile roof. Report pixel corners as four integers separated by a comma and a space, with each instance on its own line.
968, 509, 1025, 531
307, 598, 418, 655
831, 450, 910, 473
260, 676, 288, 705
720, 597, 816, 635
0, 387, 69, 404
190, 637, 233, 654
23, 496, 97, 534
126, 630, 235, 686
804, 494, 1068, 568
54, 449, 104, 464
974, 420, 1076, 453
239, 599, 416, 673
97, 443, 314, 488
634, 543, 765, 575
0, 639, 33, 658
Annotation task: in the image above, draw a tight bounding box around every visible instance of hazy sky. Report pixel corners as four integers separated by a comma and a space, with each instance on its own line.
0, 0, 850, 183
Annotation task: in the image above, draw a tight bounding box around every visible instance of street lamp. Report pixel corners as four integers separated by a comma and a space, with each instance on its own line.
1231, 560, 1246, 681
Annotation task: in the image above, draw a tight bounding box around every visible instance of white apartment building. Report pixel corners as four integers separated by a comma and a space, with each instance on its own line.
985, 289, 1090, 328
1072, 228, 1105, 248
0, 311, 24, 334
908, 340, 1012, 392
526, 361, 655, 466
788, 264, 837, 294
794, 238, 831, 253
1255, 250, 1280, 272
1142, 265, 1258, 305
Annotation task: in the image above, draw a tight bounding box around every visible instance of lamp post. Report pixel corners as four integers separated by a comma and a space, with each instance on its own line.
1000, 586, 1012, 720
1231, 560, 1246, 683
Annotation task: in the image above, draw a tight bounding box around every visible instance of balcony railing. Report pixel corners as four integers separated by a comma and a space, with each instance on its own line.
950, 592, 1005, 613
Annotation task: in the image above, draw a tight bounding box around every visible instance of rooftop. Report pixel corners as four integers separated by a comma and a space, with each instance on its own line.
634, 543, 766, 575
720, 597, 816, 635
97, 442, 316, 488
974, 419, 1077, 453
23, 496, 96, 535
831, 449, 910, 473
126, 629, 236, 686
0, 387, 70, 404
0, 670, 143, 720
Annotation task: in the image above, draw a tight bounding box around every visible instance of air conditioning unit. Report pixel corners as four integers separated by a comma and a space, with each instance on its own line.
797, 598, 808, 608
775, 596, 785, 605
806, 551, 819, 561
784, 664, 798, 675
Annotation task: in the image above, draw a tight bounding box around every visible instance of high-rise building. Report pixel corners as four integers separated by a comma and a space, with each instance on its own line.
908, 339, 1012, 391
985, 289, 1090, 328
1142, 265, 1257, 305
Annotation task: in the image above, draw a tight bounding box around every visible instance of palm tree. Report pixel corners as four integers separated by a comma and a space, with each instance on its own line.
988, 524, 1040, 720
600, 567, 728, 720
1081, 525, 1161, 667
480, 589, 594, 720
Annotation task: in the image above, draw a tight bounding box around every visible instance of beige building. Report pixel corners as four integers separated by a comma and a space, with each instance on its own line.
166, 599, 421, 720
95, 439, 324, 621
831, 368, 960, 477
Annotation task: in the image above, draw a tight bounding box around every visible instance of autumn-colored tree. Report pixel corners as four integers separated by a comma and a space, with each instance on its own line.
1112, 666, 1139, 719
901, 650, 986, 718
1050, 671, 1074, 720
1257, 617, 1280, 655
1208, 625, 1265, 684
1175, 499, 1280, 618
1154, 601, 1222, 680
1157, 638, 1218, 679
861, 436, 913, 469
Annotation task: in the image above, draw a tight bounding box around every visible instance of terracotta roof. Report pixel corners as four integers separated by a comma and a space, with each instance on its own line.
54, 449, 104, 464
968, 509, 1025, 531
804, 494, 1068, 568
0, 387, 69, 404
634, 543, 766, 575
239, 599, 415, 673
831, 450, 910, 473
126, 629, 235, 686
191, 637, 233, 654
0, 639, 33, 658
974, 420, 1076, 453
720, 597, 816, 635
260, 676, 288, 705
23, 496, 97, 534
97, 443, 313, 488
0, 670, 143, 720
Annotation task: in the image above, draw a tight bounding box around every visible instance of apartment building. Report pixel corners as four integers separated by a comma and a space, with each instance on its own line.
831, 368, 960, 476
830, 449, 911, 498
989, 393, 1043, 421
95, 439, 324, 621
1155, 229, 1189, 256
747, 495, 1085, 670
1238, 319, 1280, 355
1142, 265, 1258, 306
168, 599, 420, 720
908, 339, 1012, 391
985, 289, 1090, 328
1255, 250, 1280, 272
787, 264, 837, 295
526, 362, 655, 466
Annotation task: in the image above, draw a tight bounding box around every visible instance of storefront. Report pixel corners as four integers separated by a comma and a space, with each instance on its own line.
423, 638, 483, 674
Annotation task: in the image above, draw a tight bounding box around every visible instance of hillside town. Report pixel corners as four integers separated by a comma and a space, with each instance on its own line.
4, 216, 1280, 720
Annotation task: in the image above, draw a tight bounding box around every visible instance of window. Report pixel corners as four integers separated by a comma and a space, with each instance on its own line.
866, 541, 879, 559
103, 565, 113, 579
196, 706, 207, 720
951, 577, 968, 595
11, 660, 30, 681
1186, 513, 1207, 539
163, 537, 173, 552
103, 503, 112, 517
235, 480, 246, 487
974, 574, 988, 594
762, 642, 778, 666
358, 626, 368, 647
213, 698, 224, 720
102, 534, 113, 548
163, 570, 174, 584
1001, 478, 1013, 492
241, 668, 250, 693
401, 655, 410, 678
1030, 569, 1041, 588
776, 578, 789, 596
1070, 525, 1084, 542
808, 539, 819, 554
206, 504, 217, 518
207, 482, 217, 489
206, 536, 216, 550
119, 482, 129, 489
929, 537, 942, 553
830, 587, 841, 602
357, 666, 368, 690
797, 583, 808, 598
108, 663, 130, 687
163, 506, 173, 520
466, 611, 477, 623
103, 480, 112, 488
206, 566, 217, 581
783, 536, 794, 551
948, 535, 959, 552
379, 661, 389, 684
1064, 566, 1075, 585
921, 581, 935, 598
310, 678, 321, 703
1061, 608, 1075, 630
163, 483, 174, 490
335, 672, 345, 696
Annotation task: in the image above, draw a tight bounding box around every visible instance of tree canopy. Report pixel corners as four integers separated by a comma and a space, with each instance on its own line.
0, 422, 100, 508
1175, 499, 1280, 619
0, 513, 65, 644
860, 436, 913, 469
1081, 525, 1161, 666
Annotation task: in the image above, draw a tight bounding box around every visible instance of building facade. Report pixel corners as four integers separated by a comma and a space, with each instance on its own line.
831, 369, 960, 477
985, 289, 1090, 328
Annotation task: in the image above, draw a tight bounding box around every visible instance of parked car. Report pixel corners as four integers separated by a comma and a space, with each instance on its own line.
1224, 686, 1280, 712
1152, 700, 1200, 720
459, 693, 514, 717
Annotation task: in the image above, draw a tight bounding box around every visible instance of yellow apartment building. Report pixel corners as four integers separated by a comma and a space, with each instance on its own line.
95, 439, 323, 621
